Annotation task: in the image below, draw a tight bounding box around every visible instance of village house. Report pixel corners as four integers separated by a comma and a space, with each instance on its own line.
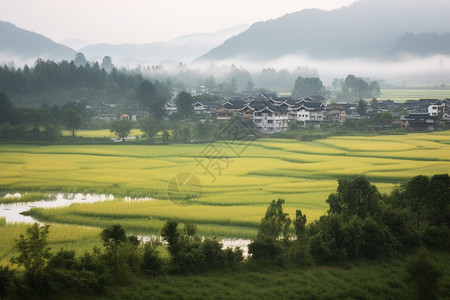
428, 100, 445, 117
402, 113, 439, 131
291, 102, 327, 127
192, 100, 220, 118
165, 102, 177, 115
97, 113, 119, 121
216, 99, 246, 120
324, 106, 347, 122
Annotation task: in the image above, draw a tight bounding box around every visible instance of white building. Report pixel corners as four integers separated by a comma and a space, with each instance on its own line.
165, 103, 177, 115
252, 106, 289, 133
291, 102, 327, 124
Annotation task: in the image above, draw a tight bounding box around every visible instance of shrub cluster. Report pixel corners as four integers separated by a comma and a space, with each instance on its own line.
0, 221, 243, 299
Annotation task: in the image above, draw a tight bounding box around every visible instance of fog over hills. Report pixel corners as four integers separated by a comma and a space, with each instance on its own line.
0, 22, 248, 66
0, 21, 76, 64
1, 0, 450, 84
79, 24, 249, 66
199, 0, 450, 61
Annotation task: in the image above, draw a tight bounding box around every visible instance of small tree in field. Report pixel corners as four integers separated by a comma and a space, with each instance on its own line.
110, 119, 131, 141
249, 198, 292, 260
11, 223, 51, 291
259, 198, 292, 241
139, 116, 161, 142
63, 109, 82, 137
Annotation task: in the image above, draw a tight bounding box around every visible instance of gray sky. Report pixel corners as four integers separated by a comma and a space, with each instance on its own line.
0, 0, 356, 44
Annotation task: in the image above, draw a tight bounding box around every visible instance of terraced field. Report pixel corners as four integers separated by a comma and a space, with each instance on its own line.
1, 131, 449, 240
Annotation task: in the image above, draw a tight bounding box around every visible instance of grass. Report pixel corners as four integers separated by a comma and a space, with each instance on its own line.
0, 131, 449, 239
83, 251, 450, 300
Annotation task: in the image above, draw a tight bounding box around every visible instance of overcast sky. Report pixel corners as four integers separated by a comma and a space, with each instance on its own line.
0, 0, 356, 45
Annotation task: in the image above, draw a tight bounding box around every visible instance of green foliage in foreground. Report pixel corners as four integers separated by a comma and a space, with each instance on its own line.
1, 173, 449, 299
1, 222, 243, 299
93, 253, 450, 300
2, 223, 449, 300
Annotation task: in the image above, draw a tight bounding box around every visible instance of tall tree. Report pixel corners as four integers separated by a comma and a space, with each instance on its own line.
175, 91, 194, 120
136, 80, 166, 119
0, 91, 15, 124
73, 52, 87, 67
357, 99, 369, 117
204, 76, 217, 91
139, 116, 162, 142
62, 109, 82, 137
110, 119, 131, 141
342, 75, 379, 100
258, 198, 292, 241
292, 76, 324, 99
427, 174, 450, 226
405, 175, 430, 229
246, 80, 254, 91
11, 223, 51, 290
101, 56, 114, 72
327, 177, 381, 219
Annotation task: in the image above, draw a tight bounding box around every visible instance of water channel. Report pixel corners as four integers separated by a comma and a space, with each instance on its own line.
0, 193, 250, 255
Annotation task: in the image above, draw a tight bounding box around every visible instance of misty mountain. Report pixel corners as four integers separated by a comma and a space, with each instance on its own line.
393, 32, 450, 57
0, 21, 76, 63
60, 39, 90, 51
199, 0, 450, 62
79, 24, 249, 65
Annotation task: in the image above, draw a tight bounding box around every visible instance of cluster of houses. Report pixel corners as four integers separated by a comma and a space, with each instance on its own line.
165, 93, 347, 133
97, 93, 450, 133
399, 99, 450, 131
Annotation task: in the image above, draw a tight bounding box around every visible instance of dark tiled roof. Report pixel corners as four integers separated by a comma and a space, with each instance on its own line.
222, 99, 246, 110
293, 102, 326, 111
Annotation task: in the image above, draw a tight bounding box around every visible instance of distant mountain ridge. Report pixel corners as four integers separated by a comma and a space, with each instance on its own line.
0, 21, 248, 66
79, 24, 249, 65
199, 0, 450, 62
0, 21, 76, 62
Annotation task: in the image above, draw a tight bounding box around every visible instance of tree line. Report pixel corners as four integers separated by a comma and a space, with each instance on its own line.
0, 91, 93, 141
0, 59, 143, 102
0, 221, 243, 299
0, 174, 447, 299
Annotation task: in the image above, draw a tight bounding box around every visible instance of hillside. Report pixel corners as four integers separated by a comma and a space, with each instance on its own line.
80, 24, 249, 65
0, 21, 76, 63
199, 0, 450, 61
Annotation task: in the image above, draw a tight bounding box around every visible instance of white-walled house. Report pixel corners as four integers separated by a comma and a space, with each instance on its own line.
165, 103, 177, 115
291, 102, 327, 124
252, 105, 289, 133
428, 101, 444, 117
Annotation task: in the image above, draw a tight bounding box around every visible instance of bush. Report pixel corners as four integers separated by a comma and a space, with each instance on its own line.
406, 248, 442, 300
142, 242, 163, 275
0, 266, 17, 299
248, 238, 282, 261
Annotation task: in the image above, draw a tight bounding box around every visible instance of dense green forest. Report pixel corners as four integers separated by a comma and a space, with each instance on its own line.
0, 59, 146, 107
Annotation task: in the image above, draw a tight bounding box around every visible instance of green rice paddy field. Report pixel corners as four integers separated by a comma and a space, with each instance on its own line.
376, 88, 450, 101
1, 131, 449, 261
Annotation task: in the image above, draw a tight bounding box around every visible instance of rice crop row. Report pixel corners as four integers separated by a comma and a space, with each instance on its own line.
0, 131, 449, 239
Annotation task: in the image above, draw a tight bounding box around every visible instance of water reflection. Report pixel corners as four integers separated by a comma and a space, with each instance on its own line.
0, 193, 114, 223
0, 192, 251, 256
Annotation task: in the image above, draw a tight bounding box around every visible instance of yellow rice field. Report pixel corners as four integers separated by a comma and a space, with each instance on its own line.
61, 129, 145, 138
0, 131, 449, 239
